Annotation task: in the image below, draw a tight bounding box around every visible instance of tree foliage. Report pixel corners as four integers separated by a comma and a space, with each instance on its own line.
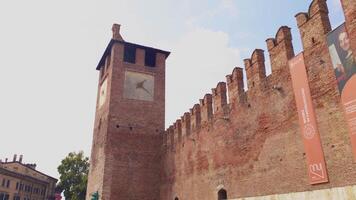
57, 151, 89, 200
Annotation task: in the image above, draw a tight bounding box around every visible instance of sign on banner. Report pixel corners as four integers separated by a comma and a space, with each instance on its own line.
289, 53, 328, 184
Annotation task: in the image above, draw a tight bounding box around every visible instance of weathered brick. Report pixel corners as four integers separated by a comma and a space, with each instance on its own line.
87, 1, 356, 199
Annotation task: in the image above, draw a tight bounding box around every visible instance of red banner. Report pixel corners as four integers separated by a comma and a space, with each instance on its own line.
327, 24, 356, 159
341, 76, 356, 159
289, 53, 328, 185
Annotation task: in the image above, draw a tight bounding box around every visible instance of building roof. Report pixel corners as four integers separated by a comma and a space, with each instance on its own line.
96, 39, 171, 70
0, 167, 51, 186
1, 161, 57, 182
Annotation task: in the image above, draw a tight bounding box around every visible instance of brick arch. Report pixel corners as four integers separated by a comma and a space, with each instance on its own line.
218, 189, 228, 200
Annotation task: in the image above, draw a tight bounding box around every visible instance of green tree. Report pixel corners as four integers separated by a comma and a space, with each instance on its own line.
57, 151, 89, 200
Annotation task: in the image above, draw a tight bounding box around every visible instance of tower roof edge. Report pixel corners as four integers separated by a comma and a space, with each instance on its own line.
96, 39, 171, 70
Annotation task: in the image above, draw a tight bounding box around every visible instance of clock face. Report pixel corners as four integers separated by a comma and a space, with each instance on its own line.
98, 78, 108, 108
123, 71, 154, 101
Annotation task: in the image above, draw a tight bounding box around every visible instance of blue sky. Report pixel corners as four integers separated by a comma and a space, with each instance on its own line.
0, 0, 345, 178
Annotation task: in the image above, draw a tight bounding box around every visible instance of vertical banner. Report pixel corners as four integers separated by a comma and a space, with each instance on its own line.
289, 53, 329, 185
327, 23, 356, 159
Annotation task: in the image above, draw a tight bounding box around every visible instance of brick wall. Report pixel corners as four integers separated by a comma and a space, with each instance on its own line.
161, 0, 356, 199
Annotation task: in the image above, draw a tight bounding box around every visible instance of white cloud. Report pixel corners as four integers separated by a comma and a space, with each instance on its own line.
166, 27, 242, 126
185, 0, 238, 27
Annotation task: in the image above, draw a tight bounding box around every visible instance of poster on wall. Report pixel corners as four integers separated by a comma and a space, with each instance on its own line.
327, 23, 356, 159
289, 53, 329, 185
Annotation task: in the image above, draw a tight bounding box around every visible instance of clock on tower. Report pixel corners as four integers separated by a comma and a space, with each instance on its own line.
123, 70, 155, 101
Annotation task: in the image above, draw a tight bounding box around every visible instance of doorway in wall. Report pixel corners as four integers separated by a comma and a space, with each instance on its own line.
218, 189, 228, 200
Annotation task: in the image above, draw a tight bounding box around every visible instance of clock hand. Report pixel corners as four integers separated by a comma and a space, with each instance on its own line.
141, 87, 153, 97
136, 80, 152, 97
136, 80, 147, 89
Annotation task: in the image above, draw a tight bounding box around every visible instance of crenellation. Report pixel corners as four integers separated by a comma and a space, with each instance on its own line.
266, 39, 276, 51
308, 0, 329, 17
295, 0, 331, 50
276, 26, 292, 44
295, 0, 329, 28
226, 67, 244, 105
169, 125, 175, 151
173, 122, 177, 142
265, 26, 292, 49
251, 49, 265, 64
266, 26, 295, 74
243, 58, 252, 69
295, 12, 309, 28
245, 49, 266, 90
166, 126, 173, 151
190, 104, 202, 132
181, 112, 191, 137
243, 58, 252, 87
212, 82, 228, 116
174, 119, 182, 144
200, 94, 213, 123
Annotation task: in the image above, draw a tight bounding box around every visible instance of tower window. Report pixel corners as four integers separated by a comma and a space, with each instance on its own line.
145, 49, 156, 67
124, 45, 136, 64
218, 189, 228, 200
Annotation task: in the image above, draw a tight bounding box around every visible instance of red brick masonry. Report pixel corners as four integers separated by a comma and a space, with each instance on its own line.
86, 0, 356, 200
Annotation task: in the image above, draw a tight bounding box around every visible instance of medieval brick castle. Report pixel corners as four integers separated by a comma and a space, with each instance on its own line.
86, 0, 356, 199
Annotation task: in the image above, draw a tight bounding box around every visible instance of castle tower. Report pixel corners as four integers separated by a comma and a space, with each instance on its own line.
86, 24, 170, 200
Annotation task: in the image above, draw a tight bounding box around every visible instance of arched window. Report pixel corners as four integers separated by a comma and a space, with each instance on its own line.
218, 189, 228, 200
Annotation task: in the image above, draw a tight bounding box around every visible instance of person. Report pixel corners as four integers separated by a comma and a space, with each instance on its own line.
339, 31, 356, 82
